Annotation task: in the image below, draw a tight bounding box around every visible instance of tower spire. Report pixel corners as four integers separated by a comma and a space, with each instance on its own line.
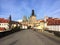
31, 10, 36, 16
32, 10, 34, 15
9, 15, 12, 29
9, 15, 12, 21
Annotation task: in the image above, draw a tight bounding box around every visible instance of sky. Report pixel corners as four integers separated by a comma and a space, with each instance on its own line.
0, 0, 60, 21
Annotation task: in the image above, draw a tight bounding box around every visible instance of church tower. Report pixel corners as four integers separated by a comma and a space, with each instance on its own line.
9, 15, 12, 29
9, 15, 12, 21
31, 10, 36, 17
29, 10, 36, 27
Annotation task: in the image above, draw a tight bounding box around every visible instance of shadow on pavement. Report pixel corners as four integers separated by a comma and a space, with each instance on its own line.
0, 27, 21, 38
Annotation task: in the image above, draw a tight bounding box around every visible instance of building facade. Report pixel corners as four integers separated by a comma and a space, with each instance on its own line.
44, 17, 60, 32
28, 10, 37, 27
21, 10, 45, 29
0, 18, 9, 32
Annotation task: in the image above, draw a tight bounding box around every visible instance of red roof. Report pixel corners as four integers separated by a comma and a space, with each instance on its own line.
40, 20, 45, 22
47, 17, 60, 25
0, 27, 5, 30
0, 18, 9, 23
37, 20, 45, 22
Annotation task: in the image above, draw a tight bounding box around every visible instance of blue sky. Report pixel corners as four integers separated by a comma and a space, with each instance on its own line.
0, 0, 60, 20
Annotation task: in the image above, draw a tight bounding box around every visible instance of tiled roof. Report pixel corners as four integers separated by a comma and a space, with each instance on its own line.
0, 18, 9, 23
47, 17, 60, 25
40, 20, 45, 22
0, 27, 5, 30
37, 20, 45, 22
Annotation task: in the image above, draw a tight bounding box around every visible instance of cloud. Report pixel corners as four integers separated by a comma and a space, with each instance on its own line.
0, 0, 60, 20
51, 9, 60, 14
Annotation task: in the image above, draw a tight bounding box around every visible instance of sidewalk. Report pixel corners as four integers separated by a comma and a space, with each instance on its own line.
36, 30, 60, 42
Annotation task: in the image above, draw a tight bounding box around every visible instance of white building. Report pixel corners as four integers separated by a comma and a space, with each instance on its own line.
44, 17, 60, 32
0, 18, 9, 32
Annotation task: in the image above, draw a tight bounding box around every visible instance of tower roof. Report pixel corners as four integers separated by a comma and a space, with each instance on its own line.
31, 10, 36, 16
9, 15, 12, 21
